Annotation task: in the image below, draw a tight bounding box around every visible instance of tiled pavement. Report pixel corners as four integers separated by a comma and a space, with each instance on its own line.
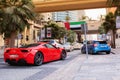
74, 48, 120, 80
40, 48, 120, 80
74, 53, 120, 80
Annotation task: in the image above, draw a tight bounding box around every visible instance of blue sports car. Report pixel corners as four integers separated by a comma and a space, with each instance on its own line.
81, 41, 111, 54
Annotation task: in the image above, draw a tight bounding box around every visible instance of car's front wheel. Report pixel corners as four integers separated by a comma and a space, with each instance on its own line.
81, 49, 85, 54
61, 50, 67, 60
34, 52, 43, 66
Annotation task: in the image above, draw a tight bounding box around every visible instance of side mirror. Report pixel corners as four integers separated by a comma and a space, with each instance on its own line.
57, 47, 60, 49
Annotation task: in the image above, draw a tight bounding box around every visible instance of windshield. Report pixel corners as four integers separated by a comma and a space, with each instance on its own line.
19, 43, 40, 48
49, 40, 54, 44
95, 41, 107, 44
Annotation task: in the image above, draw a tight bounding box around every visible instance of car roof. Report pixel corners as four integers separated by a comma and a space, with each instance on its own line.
93, 40, 106, 42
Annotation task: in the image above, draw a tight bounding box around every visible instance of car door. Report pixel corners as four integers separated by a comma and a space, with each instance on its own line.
41, 44, 52, 62
45, 44, 60, 61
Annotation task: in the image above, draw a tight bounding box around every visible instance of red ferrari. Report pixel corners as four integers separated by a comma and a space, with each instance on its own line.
4, 42, 67, 66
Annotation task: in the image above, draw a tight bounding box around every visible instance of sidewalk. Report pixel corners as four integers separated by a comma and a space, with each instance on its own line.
111, 48, 120, 54
41, 48, 120, 80
74, 53, 120, 80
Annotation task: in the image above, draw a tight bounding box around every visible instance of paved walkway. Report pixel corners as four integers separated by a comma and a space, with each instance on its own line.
37, 48, 120, 80
74, 48, 120, 80
74, 54, 120, 80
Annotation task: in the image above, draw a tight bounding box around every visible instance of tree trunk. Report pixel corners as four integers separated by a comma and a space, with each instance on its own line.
77, 32, 81, 43
9, 32, 17, 48
111, 30, 116, 48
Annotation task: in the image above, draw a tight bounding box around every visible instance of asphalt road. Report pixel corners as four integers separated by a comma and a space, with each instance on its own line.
0, 50, 83, 80
1, 50, 117, 80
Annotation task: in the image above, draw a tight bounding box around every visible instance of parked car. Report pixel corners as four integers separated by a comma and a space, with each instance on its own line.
72, 42, 83, 50
4, 42, 67, 66
63, 42, 74, 52
49, 40, 64, 48
81, 41, 111, 54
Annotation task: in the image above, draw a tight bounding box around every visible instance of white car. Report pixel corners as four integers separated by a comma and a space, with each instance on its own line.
72, 42, 82, 50
49, 40, 64, 48
63, 42, 74, 52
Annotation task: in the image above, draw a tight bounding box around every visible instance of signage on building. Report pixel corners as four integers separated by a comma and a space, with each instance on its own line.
116, 16, 120, 28
47, 28, 51, 38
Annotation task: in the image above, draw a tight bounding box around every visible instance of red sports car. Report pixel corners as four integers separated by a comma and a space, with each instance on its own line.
4, 42, 67, 66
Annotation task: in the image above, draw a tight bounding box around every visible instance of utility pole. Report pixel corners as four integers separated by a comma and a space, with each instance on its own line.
84, 24, 88, 59
81, 23, 88, 59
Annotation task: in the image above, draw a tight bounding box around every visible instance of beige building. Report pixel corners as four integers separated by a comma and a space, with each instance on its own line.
0, 20, 43, 48
0, 11, 54, 47
19, 21, 43, 46
41, 13, 53, 21
81, 20, 103, 41
0, 35, 4, 48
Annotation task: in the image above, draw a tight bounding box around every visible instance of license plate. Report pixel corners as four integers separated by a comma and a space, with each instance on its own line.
101, 46, 106, 47
9, 54, 18, 58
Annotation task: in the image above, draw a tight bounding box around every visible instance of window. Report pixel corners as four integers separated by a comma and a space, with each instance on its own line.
45, 44, 55, 48
95, 41, 107, 44
33, 30, 35, 40
20, 43, 40, 48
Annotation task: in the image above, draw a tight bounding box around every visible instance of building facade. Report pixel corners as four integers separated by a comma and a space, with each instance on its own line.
52, 10, 85, 22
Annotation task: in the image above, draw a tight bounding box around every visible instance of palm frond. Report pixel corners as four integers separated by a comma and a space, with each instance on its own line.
0, 0, 36, 38
107, 0, 120, 7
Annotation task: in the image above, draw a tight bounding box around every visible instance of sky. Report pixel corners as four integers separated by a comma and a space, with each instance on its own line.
85, 8, 106, 20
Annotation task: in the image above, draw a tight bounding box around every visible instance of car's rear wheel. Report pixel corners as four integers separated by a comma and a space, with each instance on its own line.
106, 51, 110, 54
34, 52, 43, 66
61, 50, 67, 60
8, 62, 16, 66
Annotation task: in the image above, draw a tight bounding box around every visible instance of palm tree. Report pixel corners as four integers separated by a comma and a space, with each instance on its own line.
35, 13, 45, 24
107, 0, 120, 7
98, 26, 105, 34
0, 0, 36, 47
81, 16, 92, 21
66, 30, 76, 43
107, 0, 120, 16
101, 12, 116, 48
65, 11, 70, 22
65, 15, 70, 22
106, 0, 120, 48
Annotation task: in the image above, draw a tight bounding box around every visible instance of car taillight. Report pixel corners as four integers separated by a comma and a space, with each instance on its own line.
5, 50, 10, 53
4, 48, 10, 53
94, 44, 98, 47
